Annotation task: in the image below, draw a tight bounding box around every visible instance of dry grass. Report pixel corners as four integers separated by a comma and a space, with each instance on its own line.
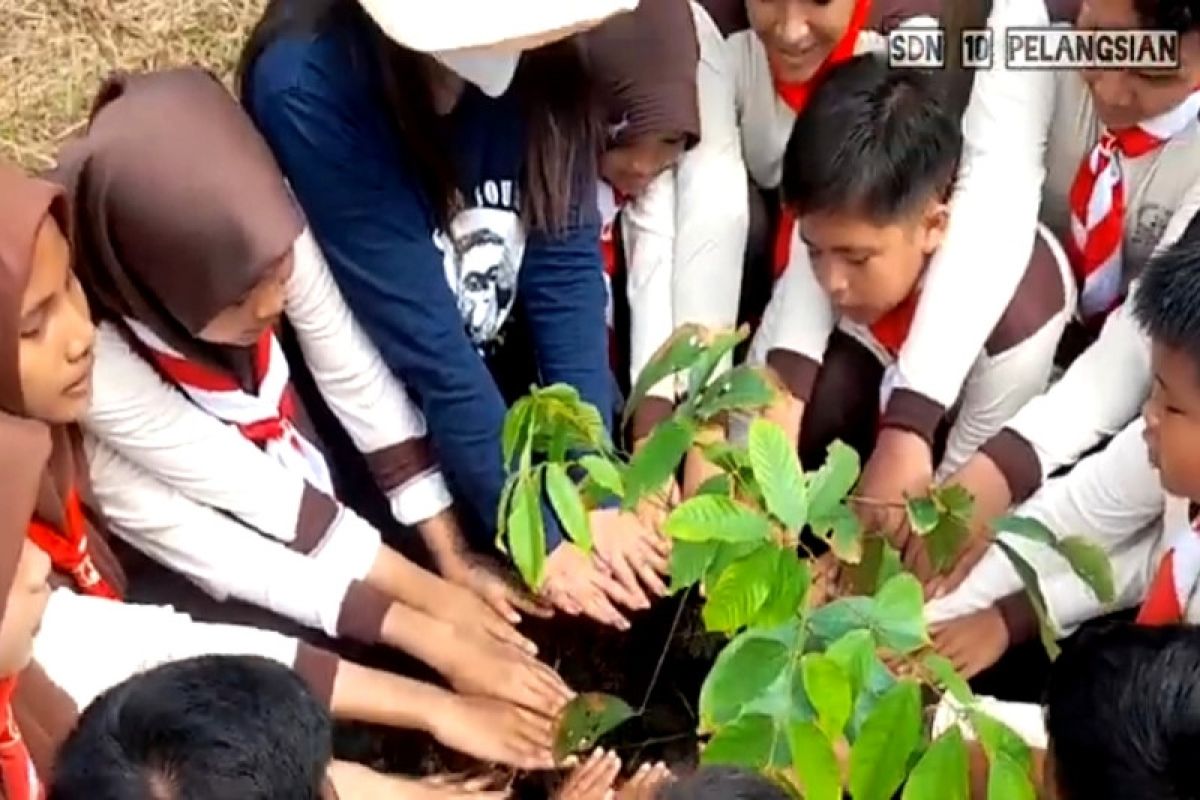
1, 0, 267, 170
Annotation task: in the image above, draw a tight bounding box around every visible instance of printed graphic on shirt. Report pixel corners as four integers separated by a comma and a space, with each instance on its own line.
434, 205, 527, 349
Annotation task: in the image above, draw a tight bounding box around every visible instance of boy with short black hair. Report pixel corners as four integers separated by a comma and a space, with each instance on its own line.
1044, 623, 1200, 800
49, 655, 332, 800
751, 53, 1074, 513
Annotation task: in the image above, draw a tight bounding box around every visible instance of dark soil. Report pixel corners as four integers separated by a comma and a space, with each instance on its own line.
331, 591, 722, 799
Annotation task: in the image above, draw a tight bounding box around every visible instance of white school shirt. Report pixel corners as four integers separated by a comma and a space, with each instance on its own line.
34, 589, 321, 712
603, 1, 750, 402
744, 0, 1057, 424
996, 69, 1200, 485
836, 224, 1075, 479
84, 226, 450, 532
926, 419, 1194, 634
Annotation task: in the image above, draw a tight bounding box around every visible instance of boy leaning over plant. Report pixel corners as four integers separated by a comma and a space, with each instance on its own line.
926, 224, 1200, 678
748, 53, 1074, 558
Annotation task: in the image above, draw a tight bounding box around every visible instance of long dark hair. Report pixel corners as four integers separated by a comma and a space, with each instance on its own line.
237, 0, 599, 235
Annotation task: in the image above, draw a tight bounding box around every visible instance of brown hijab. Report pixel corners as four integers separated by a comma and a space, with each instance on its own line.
583, 0, 701, 149
55, 67, 304, 384
0, 413, 79, 792
0, 161, 126, 599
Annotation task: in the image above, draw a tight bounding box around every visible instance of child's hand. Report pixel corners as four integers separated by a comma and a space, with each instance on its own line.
592, 509, 671, 603
541, 543, 634, 630
924, 532, 993, 600
617, 763, 673, 800
929, 606, 1010, 679
556, 749, 622, 800
428, 694, 558, 771
443, 551, 556, 625
438, 633, 574, 714
436, 578, 541, 655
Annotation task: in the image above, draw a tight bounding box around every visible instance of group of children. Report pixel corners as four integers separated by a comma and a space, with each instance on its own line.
4, 0, 1200, 794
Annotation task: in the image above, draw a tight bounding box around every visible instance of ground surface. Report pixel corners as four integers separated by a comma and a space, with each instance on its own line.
3, 0, 265, 169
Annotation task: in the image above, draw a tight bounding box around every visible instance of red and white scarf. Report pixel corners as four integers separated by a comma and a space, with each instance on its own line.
26, 488, 119, 601
1069, 90, 1200, 321
1138, 515, 1200, 625
124, 319, 334, 495
0, 679, 40, 800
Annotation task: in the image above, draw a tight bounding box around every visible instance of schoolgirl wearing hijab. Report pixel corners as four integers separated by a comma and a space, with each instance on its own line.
583, 0, 753, 516
0, 158, 566, 778
55, 67, 576, 719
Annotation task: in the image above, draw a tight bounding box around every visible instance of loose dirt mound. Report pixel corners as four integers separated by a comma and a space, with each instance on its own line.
2, 0, 265, 169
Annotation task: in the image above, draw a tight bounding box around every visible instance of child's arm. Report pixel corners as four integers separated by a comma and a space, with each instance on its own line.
927, 420, 1165, 631
623, 170, 680, 438
671, 0, 750, 388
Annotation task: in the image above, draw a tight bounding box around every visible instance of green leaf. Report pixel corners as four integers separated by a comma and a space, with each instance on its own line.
702, 441, 751, 474
664, 496, 773, 544
552, 693, 636, 761
1057, 536, 1116, 604
703, 546, 779, 633
825, 630, 875, 702
700, 634, 791, 728
905, 496, 940, 535
848, 681, 922, 800
926, 514, 970, 574
501, 397, 534, 470
936, 484, 974, 519
996, 540, 1060, 660
531, 384, 609, 452
921, 653, 975, 705
695, 474, 734, 497
625, 324, 707, 427
901, 728, 970, 800
807, 596, 876, 648
694, 365, 777, 420
669, 540, 717, 594
748, 418, 808, 530
702, 714, 784, 769
872, 574, 929, 654
495, 473, 519, 554
802, 654, 852, 741
847, 653, 899, 742
789, 721, 842, 800
624, 417, 694, 508
507, 473, 546, 588
971, 713, 1036, 800
687, 326, 749, 397
754, 551, 811, 628
545, 463, 592, 552
992, 515, 1057, 546
807, 441, 861, 520
821, 505, 864, 564
577, 455, 624, 498
705, 541, 763, 589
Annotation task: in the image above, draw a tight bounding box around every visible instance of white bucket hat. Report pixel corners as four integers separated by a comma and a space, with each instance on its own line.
357, 0, 640, 96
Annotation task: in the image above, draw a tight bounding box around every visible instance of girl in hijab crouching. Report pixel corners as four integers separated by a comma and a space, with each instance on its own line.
0, 157, 565, 784
55, 68, 573, 719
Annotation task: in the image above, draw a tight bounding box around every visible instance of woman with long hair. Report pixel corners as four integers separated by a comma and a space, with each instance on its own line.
239, 0, 670, 628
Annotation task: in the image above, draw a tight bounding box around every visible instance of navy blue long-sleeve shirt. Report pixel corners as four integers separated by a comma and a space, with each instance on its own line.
246, 22, 612, 550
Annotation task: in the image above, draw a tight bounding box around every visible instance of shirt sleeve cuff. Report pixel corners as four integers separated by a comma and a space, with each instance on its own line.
880, 388, 945, 447
766, 349, 821, 403
294, 642, 340, 706
313, 508, 382, 583
996, 592, 1039, 646
335, 579, 392, 644
980, 428, 1044, 503
387, 470, 454, 526
630, 397, 676, 443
